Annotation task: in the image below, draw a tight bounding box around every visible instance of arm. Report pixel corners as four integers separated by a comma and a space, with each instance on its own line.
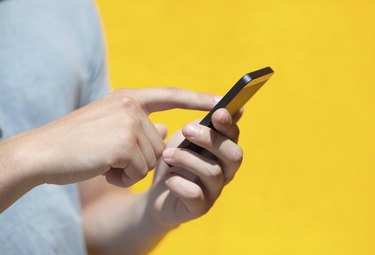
80, 107, 243, 255
80, 178, 171, 255
0, 89, 161, 212
0, 134, 42, 212
80, 124, 171, 255
0, 88, 217, 213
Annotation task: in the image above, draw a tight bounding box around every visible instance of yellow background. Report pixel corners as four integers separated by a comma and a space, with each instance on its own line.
96, 1, 375, 254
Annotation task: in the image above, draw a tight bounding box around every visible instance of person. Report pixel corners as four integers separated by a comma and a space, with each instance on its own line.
0, 0, 243, 254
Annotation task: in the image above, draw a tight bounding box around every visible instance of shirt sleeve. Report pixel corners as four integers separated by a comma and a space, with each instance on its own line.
79, 3, 111, 106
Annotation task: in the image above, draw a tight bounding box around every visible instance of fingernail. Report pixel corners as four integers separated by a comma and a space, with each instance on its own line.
163, 148, 175, 159
184, 124, 200, 137
165, 179, 172, 186
215, 96, 223, 104
220, 110, 231, 124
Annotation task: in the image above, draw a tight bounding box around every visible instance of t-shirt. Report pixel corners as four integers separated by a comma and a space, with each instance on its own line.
0, 0, 109, 254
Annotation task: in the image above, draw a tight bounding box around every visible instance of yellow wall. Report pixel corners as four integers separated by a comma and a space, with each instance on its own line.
96, 1, 375, 254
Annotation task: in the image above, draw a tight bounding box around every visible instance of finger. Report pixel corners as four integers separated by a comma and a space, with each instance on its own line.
105, 168, 127, 187
182, 123, 242, 163
121, 145, 148, 187
122, 97, 165, 158
211, 108, 240, 142
232, 107, 244, 123
136, 128, 157, 170
165, 174, 207, 216
154, 123, 168, 139
182, 124, 243, 183
138, 114, 166, 158
162, 148, 224, 201
119, 87, 219, 114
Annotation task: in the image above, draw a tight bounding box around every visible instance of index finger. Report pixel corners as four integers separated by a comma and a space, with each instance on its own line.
117, 87, 219, 114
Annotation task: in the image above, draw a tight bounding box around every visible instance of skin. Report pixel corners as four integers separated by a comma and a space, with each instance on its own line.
81, 105, 243, 255
0, 87, 243, 254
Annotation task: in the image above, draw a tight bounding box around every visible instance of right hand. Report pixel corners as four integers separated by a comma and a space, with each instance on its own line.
9, 88, 218, 187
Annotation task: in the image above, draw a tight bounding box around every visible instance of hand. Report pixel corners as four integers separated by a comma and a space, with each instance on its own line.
145, 108, 243, 228
76, 107, 242, 255
9, 87, 218, 187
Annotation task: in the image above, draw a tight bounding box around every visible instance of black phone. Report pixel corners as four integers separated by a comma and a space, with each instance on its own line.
177, 67, 274, 153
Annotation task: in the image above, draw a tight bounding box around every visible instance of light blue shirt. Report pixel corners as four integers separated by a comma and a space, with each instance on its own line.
0, 0, 109, 254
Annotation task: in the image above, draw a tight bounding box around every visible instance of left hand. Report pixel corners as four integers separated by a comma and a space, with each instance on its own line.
79, 107, 243, 255
145, 108, 244, 228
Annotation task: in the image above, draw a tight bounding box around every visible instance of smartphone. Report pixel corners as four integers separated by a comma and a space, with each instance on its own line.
177, 66, 274, 153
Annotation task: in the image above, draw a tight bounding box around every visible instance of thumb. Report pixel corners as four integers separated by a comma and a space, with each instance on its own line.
154, 123, 168, 139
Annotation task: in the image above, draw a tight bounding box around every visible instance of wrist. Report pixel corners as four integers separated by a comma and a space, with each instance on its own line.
0, 134, 43, 212
1, 133, 44, 188
139, 190, 178, 235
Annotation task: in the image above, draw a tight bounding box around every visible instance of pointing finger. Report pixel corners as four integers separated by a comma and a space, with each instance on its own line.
116, 87, 219, 114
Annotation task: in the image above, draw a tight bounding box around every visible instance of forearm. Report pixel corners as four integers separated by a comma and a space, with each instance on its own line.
82, 189, 174, 255
0, 135, 41, 213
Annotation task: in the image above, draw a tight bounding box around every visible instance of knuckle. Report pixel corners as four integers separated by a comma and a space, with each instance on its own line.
210, 164, 223, 179
124, 116, 141, 130
109, 153, 123, 166
113, 152, 131, 168
207, 164, 223, 179
107, 145, 128, 166
120, 96, 139, 109
148, 161, 157, 170
154, 142, 166, 159
147, 156, 157, 170
139, 167, 148, 179
120, 132, 138, 149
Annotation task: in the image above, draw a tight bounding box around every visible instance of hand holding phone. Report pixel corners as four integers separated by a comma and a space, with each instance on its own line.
178, 67, 274, 153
